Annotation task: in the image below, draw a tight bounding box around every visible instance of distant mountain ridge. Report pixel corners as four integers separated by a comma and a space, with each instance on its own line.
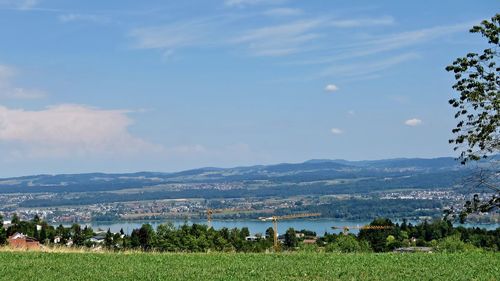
0, 157, 468, 194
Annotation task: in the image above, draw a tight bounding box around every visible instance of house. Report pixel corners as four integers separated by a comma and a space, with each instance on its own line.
295, 233, 305, 238
2, 220, 12, 230
8, 233, 40, 250
393, 247, 433, 253
303, 238, 317, 245
53, 236, 62, 244
245, 235, 259, 242
90, 234, 106, 244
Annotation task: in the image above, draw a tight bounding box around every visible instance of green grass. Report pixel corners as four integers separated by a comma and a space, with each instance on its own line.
0, 251, 498, 281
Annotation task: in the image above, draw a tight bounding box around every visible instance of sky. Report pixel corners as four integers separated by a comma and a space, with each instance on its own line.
0, 0, 498, 176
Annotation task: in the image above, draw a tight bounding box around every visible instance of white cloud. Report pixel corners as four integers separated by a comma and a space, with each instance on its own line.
404, 118, 422, 126
58, 13, 110, 24
324, 84, 339, 92
0, 64, 46, 99
347, 110, 355, 116
263, 8, 302, 17
0, 104, 162, 158
330, 128, 343, 135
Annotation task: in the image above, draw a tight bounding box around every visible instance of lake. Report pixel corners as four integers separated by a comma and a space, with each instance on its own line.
59, 219, 500, 236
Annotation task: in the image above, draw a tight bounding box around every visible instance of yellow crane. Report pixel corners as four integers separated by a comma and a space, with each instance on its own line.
260, 213, 321, 251
331, 225, 393, 235
205, 208, 248, 229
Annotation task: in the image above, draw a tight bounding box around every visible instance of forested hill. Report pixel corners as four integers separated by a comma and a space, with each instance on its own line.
0, 157, 473, 194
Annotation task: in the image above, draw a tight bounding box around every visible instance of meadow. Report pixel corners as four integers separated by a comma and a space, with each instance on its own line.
0, 250, 498, 281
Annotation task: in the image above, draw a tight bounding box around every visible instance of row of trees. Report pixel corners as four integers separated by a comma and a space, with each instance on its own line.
320, 218, 499, 252
1, 214, 498, 252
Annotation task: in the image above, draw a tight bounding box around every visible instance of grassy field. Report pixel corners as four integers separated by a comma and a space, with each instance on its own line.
0, 250, 498, 281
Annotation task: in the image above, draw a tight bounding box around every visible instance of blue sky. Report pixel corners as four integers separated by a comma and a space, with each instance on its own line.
0, 0, 497, 176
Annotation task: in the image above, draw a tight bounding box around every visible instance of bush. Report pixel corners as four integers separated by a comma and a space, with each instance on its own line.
325, 235, 370, 253
298, 243, 320, 253
436, 235, 476, 253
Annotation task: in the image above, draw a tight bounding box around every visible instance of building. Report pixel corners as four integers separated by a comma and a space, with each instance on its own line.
245, 235, 259, 242
303, 238, 317, 245
90, 234, 106, 244
2, 221, 12, 230
8, 233, 40, 250
295, 233, 305, 238
53, 236, 61, 244
393, 247, 433, 253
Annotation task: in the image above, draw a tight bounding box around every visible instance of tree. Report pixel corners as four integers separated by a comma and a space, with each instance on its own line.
33, 226, 39, 240
284, 228, 298, 248
325, 235, 367, 253
240, 227, 250, 240
265, 227, 274, 241
105, 228, 113, 248
445, 14, 499, 220
71, 224, 84, 246
11, 214, 20, 224
32, 214, 41, 224
40, 227, 47, 243
138, 224, 156, 250
0, 227, 6, 245
130, 229, 140, 248
358, 218, 394, 252
446, 14, 499, 164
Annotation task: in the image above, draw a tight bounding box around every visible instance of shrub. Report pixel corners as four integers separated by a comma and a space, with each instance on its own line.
436, 235, 476, 253
325, 235, 369, 253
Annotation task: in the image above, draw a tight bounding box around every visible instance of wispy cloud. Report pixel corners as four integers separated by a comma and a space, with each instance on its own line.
129, 18, 221, 55
58, 13, 110, 24
329, 16, 394, 28
0, 0, 39, 10
320, 53, 419, 78
224, 0, 286, 8
294, 21, 473, 65
337, 22, 472, 58
263, 7, 302, 17
0, 64, 45, 99
232, 16, 397, 57
232, 19, 325, 56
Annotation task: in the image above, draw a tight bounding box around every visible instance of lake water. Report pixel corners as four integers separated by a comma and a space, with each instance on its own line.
60, 219, 500, 236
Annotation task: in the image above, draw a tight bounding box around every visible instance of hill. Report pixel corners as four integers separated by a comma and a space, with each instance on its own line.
0, 157, 466, 194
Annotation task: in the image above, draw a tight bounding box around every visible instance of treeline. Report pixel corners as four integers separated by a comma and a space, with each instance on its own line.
278, 199, 444, 220
0, 214, 498, 253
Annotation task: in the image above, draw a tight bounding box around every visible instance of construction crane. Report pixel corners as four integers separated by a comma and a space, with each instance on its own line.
260, 213, 321, 251
331, 225, 393, 235
205, 208, 248, 229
